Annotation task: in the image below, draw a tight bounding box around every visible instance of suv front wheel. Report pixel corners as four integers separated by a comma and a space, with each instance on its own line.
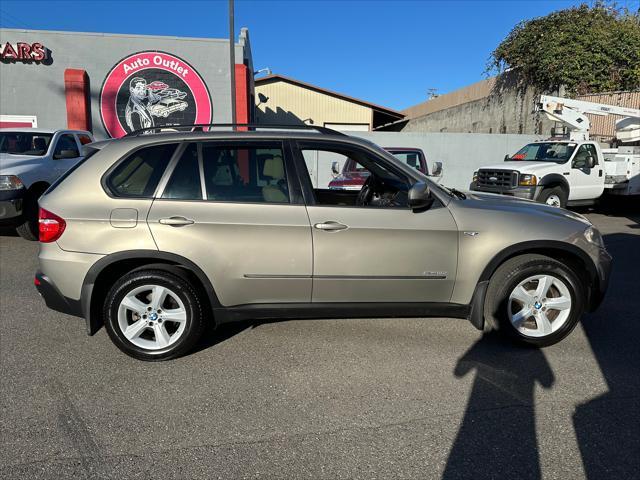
104, 269, 205, 361
484, 254, 585, 347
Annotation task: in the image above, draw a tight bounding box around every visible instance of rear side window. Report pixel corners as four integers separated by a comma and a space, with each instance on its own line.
162, 144, 202, 200
77, 134, 93, 145
107, 143, 177, 198
201, 144, 289, 203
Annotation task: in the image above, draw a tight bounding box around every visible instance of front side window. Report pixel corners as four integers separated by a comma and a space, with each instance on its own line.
303, 143, 410, 208
0, 132, 53, 156
53, 134, 80, 158
572, 144, 598, 169
201, 143, 289, 203
107, 143, 177, 197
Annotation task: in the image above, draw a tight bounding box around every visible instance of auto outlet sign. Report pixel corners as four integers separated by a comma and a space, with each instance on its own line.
100, 51, 213, 138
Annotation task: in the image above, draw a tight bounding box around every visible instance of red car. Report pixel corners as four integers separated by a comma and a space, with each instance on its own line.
328, 147, 431, 190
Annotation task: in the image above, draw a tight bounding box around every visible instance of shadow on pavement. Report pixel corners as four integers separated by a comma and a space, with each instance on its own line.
443, 222, 639, 479
573, 231, 640, 479
191, 320, 258, 355
441, 332, 554, 480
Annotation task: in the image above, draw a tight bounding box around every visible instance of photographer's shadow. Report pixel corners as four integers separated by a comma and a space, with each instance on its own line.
443, 332, 554, 480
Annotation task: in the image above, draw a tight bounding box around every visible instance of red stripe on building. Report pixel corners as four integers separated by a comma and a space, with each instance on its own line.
64, 69, 91, 131
235, 63, 251, 181
235, 63, 250, 127
0, 121, 33, 128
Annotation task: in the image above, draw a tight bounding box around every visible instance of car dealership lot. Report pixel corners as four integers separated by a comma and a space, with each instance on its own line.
1, 208, 638, 479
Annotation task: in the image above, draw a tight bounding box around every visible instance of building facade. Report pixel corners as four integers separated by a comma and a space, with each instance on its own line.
255, 74, 404, 131
0, 28, 254, 139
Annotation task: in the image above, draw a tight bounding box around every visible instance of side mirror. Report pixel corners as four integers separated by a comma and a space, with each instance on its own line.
408, 181, 435, 211
504, 154, 510, 161
430, 161, 443, 177
586, 155, 596, 168
54, 149, 78, 159
331, 161, 340, 176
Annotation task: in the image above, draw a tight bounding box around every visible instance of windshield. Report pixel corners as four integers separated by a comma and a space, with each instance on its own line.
510, 142, 577, 162
344, 150, 423, 172
0, 132, 53, 156
387, 150, 423, 171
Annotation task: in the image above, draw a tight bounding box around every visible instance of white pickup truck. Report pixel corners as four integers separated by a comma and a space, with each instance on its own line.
0, 128, 94, 239
470, 139, 639, 208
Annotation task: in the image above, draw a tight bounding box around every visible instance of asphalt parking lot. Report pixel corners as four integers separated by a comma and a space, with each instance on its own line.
1, 205, 638, 479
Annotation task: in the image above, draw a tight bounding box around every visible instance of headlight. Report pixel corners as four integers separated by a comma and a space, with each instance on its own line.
472, 171, 478, 182
0, 175, 24, 191
519, 174, 537, 186
584, 226, 605, 248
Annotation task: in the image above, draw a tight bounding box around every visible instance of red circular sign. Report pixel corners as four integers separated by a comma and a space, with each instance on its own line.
100, 51, 212, 138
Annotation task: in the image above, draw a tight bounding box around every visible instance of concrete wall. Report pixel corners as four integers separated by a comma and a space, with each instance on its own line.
401, 72, 638, 143
309, 131, 541, 190
256, 79, 372, 129
402, 86, 554, 137
0, 28, 250, 139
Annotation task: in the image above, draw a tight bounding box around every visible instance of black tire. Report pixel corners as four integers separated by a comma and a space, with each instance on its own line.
15, 189, 40, 241
15, 217, 38, 241
104, 269, 205, 361
483, 254, 585, 347
537, 187, 568, 208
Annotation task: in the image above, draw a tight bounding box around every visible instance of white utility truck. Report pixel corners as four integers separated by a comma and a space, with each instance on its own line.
470, 95, 640, 208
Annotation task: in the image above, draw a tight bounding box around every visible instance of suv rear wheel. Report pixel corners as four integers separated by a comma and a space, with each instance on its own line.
104, 269, 205, 361
484, 254, 585, 347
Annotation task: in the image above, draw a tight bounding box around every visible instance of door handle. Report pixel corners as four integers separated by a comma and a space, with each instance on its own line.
314, 221, 348, 231
158, 216, 195, 226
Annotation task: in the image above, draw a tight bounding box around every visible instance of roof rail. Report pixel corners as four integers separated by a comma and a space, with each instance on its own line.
124, 123, 347, 137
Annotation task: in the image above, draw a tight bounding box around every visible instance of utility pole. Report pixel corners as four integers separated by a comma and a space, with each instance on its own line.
229, 0, 236, 128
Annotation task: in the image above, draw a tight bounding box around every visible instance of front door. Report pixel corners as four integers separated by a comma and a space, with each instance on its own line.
147, 141, 312, 307
567, 143, 605, 200
295, 141, 458, 303
51, 133, 83, 176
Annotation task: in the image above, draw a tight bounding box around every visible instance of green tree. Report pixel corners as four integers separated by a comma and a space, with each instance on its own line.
487, 2, 640, 95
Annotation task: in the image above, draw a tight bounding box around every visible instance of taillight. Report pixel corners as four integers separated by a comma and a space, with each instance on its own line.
39, 208, 66, 243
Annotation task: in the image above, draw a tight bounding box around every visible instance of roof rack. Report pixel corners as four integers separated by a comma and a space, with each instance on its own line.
124, 123, 347, 137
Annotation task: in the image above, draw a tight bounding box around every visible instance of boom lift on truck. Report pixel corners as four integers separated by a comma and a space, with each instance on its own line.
536, 94, 639, 143
470, 95, 640, 207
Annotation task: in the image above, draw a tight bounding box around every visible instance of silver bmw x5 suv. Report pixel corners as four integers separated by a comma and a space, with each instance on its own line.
35, 125, 611, 361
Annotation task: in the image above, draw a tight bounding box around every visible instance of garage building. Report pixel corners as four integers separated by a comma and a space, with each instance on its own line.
255, 74, 404, 132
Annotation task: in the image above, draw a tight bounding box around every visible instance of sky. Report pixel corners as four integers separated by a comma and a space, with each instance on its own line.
1, 0, 638, 111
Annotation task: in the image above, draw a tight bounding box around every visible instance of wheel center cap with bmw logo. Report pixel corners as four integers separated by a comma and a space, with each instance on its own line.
149, 312, 158, 321
100, 50, 213, 138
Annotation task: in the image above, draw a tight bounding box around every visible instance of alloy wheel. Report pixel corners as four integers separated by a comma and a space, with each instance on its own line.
117, 284, 187, 350
507, 274, 572, 337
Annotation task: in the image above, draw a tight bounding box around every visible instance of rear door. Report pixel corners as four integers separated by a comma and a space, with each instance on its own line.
147, 140, 312, 307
